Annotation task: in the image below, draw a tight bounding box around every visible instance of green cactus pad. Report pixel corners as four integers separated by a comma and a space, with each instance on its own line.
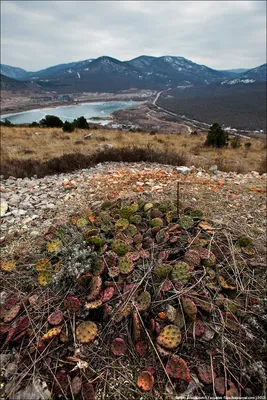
199, 248, 216, 267
130, 214, 142, 225
111, 240, 129, 256
125, 224, 138, 237
119, 256, 134, 274
179, 216, 194, 230
182, 297, 197, 320
120, 203, 138, 219
155, 264, 173, 279
76, 321, 98, 343
87, 235, 104, 250
155, 230, 169, 244
150, 218, 164, 228
171, 262, 191, 284
157, 325, 181, 349
136, 291, 151, 312
144, 203, 153, 212
115, 218, 129, 231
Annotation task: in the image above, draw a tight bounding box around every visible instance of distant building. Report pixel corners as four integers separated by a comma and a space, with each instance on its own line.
57, 94, 73, 101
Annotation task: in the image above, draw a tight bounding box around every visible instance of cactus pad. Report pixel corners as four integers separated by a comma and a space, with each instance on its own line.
214, 377, 226, 395
115, 218, 129, 231
184, 250, 201, 266
84, 299, 103, 309
155, 264, 173, 279
182, 297, 197, 320
166, 355, 190, 382
4, 304, 20, 323
166, 305, 177, 323
144, 203, 153, 212
150, 218, 164, 228
157, 325, 181, 349
171, 262, 191, 284
47, 239, 62, 253
218, 275, 237, 291
64, 297, 81, 313
195, 319, 206, 337
87, 276, 102, 300
136, 291, 151, 312
199, 248, 216, 267
120, 203, 138, 219
76, 321, 98, 343
179, 215, 194, 230
41, 327, 62, 341
119, 256, 134, 274
48, 310, 63, 326
87, 235, 104, 250
137, 371, 154, 391
108, 266, 120, 278
99, 287, 115, 303
133, 310, 142, 342
196, 364, 214, 384
111, 337, 126, 356
135, 340, 148, 357
125, 224, 138, 237
111, 240, 129, 256
81, 383, 95, 400
155, 230, 169, 244
37, 271, 53, 286
71, 376, 82, 396
1, 260, 16, 272
35, 258, 52, 272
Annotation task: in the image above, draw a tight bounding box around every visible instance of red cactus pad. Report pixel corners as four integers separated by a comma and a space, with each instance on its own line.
15, 316, 30, 333
155, 343, 172, 358
81, 383, 95, 400
196, 364, 215, 384
166, 355, 190, 382
0, 323, 10, 335
48, 310, 63, 326
137, 371, 154, 391
77, 272, 92, 287
71, 376, 82, 396
136, 340, 148, 357
214, 377, 226, 395
111, 338, 126, 356
2, 326, 16, 346
108, 265, 120, 278
3, 295, 18, 310
64, 297, 81, 313
11, 329, 27, 343
184, 249, 201, 266
195, 319, 206, 337
160, 280, 173, 292
3, 304, 21, 323
87, 276, 102, 301
55, 370, 69, 395
99, 287, 114, 303
133, 311, 141, 342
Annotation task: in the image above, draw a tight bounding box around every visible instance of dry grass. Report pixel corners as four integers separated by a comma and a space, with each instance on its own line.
1, 126, 266, 176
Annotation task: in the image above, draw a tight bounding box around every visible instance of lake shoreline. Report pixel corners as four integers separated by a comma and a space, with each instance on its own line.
0, 100, 141, 124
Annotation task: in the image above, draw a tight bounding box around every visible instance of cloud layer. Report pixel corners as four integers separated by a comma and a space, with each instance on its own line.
1, 0, 266, 71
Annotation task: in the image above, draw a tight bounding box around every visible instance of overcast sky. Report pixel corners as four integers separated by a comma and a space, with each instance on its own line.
1, 0, 266, 71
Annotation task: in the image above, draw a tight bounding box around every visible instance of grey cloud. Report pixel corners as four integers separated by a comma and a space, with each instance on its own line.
1, 0, 266, 71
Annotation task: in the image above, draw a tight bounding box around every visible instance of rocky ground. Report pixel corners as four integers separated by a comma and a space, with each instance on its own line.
1, 162, 266, 260
0, 162, 266, 399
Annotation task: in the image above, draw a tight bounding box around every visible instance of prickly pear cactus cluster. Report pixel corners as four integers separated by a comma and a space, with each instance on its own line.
0, 198, 263, 399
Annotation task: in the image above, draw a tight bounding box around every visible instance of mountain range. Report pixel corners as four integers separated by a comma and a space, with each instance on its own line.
1, 56, 265, 93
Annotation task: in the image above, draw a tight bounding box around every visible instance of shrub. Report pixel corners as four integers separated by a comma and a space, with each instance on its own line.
191, 130, 198, 135
62, 121, 75, 133
231, 136, 242, 149
73, 116, 89, 130
205, 123, 229, 148
29, 121, 39, 127
244, 142, 252, 149
40, 115, 63, 128
0, 119, 13, 127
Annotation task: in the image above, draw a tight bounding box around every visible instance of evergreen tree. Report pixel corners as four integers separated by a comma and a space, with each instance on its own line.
40, 115, 63, 128
62, 121, 75, 132
205, 123, 228, 148
73, 116, 89, 129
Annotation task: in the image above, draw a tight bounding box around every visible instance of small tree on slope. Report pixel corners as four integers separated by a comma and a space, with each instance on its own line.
205, 123, 229, 148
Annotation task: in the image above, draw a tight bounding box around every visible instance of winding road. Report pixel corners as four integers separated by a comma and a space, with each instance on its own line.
151, 88, 192, 133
